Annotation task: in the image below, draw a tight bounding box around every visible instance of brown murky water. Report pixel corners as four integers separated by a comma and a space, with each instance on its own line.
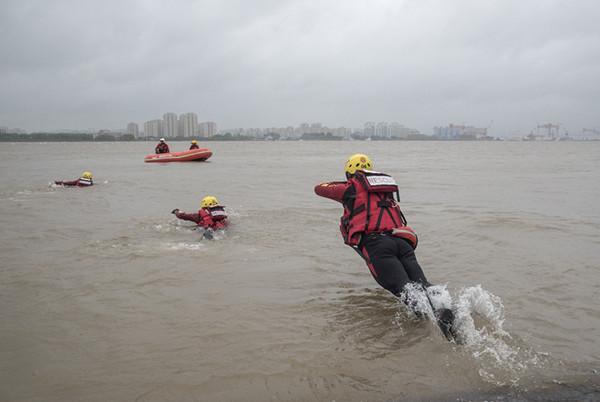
1, 141, 599, 401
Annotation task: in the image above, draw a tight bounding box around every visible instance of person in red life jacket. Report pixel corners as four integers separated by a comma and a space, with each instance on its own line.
171, 195, 228, 236
189, 139, 200, 150
314, 154, 456, 340
155, 138, 170, 154
55, 171, 94, 187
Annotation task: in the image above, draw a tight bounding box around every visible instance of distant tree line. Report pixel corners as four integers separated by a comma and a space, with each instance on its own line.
0, 131, 500, 142
300, 132, 343, 141
0, 132, 137, 142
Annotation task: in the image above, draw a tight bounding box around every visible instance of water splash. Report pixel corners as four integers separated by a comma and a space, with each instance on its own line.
453, 285, 546, 386
400, 284, 546, 386
400, 283, 452, 321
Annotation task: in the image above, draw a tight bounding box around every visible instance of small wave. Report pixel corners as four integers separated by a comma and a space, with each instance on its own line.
152, 222, 194, 234
166, 242, 205, 251
0, 186, 61, 201
151, 222, 227, 240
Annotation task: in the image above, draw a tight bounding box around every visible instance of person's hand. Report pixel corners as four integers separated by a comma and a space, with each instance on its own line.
171, 208, 179, 214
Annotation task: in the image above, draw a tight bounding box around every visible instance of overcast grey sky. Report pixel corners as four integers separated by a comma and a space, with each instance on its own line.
1, 0, 599, 135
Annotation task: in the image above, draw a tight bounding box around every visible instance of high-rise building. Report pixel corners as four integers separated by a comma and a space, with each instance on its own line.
310, 122, 323, 133
364, 122, 375, 137
388, 122, 411, 138
144, 119, 163, 138
127, 122, 139, 137
179, 113, 198, 138
177, 118, 184, 137
433, 124, 487, 139
332, 127, 351, 139
163, 113, 178, 138
298, 123, 309, 135
198, 121, 217, 138
375, 122, 389, 138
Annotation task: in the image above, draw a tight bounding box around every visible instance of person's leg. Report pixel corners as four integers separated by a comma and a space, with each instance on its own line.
360, 235, 410, 296
394, 238, 458, 339
395, 238, 430, 287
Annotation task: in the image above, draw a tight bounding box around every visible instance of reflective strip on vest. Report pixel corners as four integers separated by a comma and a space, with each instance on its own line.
365, 174, 396, 187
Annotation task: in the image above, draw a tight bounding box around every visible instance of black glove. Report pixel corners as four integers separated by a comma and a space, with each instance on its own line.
171, 208, 179, 214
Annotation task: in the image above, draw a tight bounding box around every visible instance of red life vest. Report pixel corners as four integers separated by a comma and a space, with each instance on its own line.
155, 143, 170, 154
198, 206, 228, 229
340, 170, 418, 249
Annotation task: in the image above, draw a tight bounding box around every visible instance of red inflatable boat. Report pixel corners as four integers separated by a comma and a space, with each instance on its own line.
144, 148, 212, 163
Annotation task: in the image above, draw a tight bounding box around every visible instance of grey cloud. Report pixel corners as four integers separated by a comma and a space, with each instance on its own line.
1, 0, 599, 135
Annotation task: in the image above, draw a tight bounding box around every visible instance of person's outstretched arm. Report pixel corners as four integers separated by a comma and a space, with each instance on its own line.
55, 179, 79, 186
172, 209, 202, 224
314, 181, 348, 203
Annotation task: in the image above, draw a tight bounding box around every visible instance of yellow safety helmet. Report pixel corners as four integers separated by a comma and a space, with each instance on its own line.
82, 171, 93, 179
191, 140, 197, 144
201, 195, 219, 208
344, 154, 372, 176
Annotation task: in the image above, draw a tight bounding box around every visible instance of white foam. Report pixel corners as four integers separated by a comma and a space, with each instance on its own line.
427, 284, 453, 311
401, 283, 434, 318
399, 283, 545, 386
166, 242, 205, 251
153, 222, 192, 233
453, 285, 544, 386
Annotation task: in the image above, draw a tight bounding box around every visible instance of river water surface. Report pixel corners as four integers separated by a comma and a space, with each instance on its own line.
1, 141, 599, 401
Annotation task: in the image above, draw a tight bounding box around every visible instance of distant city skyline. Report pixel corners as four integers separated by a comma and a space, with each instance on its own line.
3, 118, 600, 141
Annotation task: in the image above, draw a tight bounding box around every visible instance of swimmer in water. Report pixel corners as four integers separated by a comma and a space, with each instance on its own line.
54, 171, 94, 187
172, 195, 228, 239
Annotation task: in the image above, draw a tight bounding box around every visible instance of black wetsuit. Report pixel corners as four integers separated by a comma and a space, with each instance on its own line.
360, 233, 430, 296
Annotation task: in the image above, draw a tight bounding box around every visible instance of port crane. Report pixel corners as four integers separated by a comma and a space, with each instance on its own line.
536, 123, 561, 139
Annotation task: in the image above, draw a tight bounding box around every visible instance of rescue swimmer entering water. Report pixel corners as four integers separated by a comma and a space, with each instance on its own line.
54, 171, 94, 187
172, 195, 228, 240
314, 154, 457, 341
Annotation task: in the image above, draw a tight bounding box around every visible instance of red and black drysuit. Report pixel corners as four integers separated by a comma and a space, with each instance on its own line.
155, 142, 170, 154
189, 144, 200, 150
54, 177, 93, 187
174, 206, 228, 230
314, 170, 429, 297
